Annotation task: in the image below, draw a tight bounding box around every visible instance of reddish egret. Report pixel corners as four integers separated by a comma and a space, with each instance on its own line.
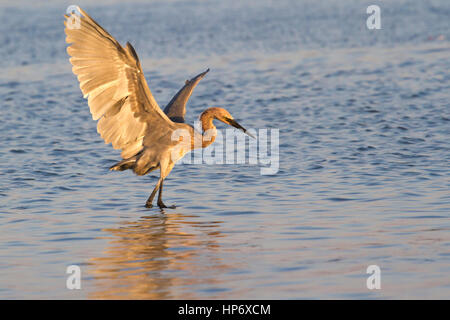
65, 7, 254, 208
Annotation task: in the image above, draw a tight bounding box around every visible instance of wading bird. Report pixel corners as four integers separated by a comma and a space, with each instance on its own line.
64, 7, 254, 208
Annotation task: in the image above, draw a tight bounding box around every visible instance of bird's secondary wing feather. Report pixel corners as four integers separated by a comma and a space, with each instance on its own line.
64, 7, 175, 159
163, 69, 209, 123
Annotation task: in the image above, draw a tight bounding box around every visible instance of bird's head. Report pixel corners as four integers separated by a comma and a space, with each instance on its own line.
201, 107, 255, 138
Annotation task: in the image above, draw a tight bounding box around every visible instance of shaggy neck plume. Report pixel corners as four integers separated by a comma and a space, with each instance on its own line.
199, 109, 217, 148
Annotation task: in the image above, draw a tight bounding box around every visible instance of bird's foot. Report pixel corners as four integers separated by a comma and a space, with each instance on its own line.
145, 202, 153, 208
157, 201, 176, 209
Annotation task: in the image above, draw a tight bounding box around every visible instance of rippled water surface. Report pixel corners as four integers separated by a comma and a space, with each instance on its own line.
0, 0, 449, 299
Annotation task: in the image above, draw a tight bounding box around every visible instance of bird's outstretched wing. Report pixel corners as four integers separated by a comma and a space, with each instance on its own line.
163, 69, 209, 123
64, 7, 175, 159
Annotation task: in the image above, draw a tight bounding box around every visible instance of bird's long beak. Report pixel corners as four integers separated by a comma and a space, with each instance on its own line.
225, 118, 256, 139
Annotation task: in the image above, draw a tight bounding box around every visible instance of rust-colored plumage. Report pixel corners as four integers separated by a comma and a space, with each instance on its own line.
65, 7, 253, 208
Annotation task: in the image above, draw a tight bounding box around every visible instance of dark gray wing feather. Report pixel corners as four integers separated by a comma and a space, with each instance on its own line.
163, 69, 209, 123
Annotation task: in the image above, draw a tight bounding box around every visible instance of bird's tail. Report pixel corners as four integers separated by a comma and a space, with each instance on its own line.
109, 156, 137, 171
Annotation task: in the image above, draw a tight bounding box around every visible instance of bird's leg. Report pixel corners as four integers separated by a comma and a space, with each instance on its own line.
145, 178, 162, 208
157, 179, 166, 208
157, 179, 176, 209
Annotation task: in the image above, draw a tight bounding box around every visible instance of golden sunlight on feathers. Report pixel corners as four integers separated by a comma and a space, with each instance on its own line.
65, 7, 254, 208
65, 7, 174, 159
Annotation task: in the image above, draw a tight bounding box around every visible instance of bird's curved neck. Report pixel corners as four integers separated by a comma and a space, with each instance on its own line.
199, 112, 217, 148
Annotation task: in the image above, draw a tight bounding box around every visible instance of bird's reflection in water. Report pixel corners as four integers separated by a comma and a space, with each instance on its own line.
88, 211, 229, 299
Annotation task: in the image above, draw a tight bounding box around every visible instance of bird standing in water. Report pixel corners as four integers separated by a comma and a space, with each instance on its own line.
64, 7, 254, 208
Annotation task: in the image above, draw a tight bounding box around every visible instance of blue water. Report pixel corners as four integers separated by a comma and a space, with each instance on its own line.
0, 0, 449, 299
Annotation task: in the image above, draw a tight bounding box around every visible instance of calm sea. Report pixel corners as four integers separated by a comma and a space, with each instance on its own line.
0, 0, 449, 299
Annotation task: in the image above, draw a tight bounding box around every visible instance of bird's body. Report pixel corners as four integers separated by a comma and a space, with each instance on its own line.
111, 108, 220, 174
64, 7, 253, 208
